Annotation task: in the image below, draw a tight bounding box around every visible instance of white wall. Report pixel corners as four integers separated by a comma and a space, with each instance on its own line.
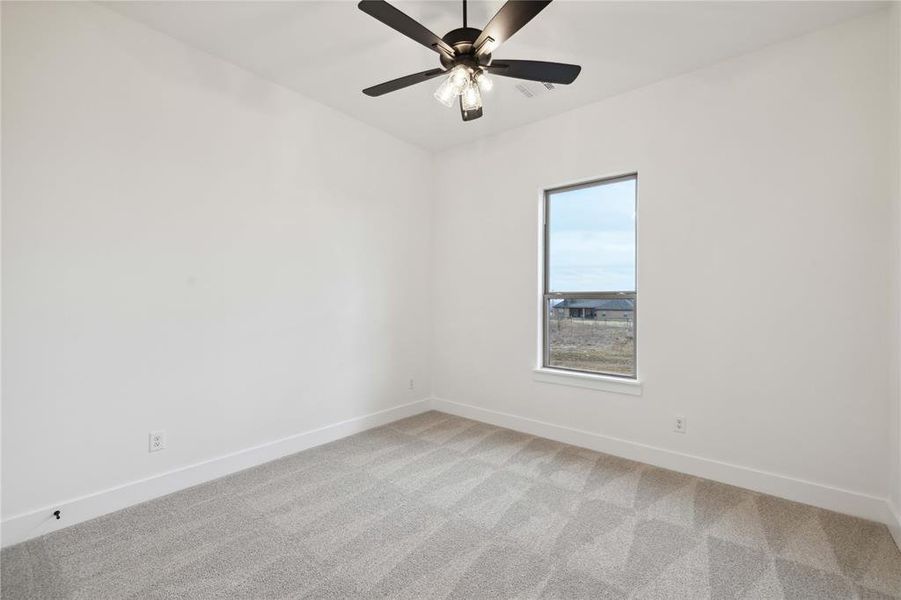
432, 10, 897, 518
890, 1, 901, 536
1, 1, 432, 525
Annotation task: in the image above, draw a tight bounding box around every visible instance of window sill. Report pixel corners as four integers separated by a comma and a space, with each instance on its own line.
532, 368, 642, 396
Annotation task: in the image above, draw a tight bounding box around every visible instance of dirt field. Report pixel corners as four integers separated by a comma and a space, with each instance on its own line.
547, 317, 635, 376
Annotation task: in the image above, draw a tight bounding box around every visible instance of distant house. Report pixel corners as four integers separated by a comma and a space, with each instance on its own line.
552, 298, 634, 321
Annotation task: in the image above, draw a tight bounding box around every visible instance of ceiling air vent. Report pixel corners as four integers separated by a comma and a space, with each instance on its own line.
515, 81, 556, 98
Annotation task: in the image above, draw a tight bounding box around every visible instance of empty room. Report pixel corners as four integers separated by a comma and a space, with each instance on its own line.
2, 0, 901, 598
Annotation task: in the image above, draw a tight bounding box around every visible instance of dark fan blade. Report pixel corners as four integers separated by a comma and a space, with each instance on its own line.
486, 60, 581, 84
358, 1, 454, 56
473, 1, 552, 56
363, 68, 445, 97
460, 96, 483, 121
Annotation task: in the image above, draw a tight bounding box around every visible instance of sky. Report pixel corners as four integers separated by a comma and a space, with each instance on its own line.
548, 177, 636, 292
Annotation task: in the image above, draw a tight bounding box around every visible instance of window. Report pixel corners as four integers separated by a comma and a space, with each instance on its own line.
542, 174, 637, 378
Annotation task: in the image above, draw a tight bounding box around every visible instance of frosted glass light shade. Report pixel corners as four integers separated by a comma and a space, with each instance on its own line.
448, 66, 470, 94
474, 70, 493, 92
461, 81, 482, 111
433, 76, 457, 107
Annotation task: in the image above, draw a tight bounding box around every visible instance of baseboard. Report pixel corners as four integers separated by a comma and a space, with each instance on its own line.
0, 399, 431, 549
429, 398, 896, 527
889, 502, 901, 552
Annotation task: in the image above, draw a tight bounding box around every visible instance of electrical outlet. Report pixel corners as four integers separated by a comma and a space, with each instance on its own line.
149, 430, 166, 452
674, 416, 687, 434
408, 378, 415, 391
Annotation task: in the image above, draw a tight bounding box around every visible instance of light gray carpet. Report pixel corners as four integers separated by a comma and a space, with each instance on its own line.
2, 411, 900, 599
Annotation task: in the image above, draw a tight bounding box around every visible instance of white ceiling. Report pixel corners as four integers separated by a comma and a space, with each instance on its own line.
104, 1, 884, 152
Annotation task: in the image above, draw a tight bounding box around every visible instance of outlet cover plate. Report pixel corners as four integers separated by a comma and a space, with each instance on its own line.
149, 430, 166, 452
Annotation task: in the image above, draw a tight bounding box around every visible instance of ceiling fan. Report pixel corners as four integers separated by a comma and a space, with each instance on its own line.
358, 0, 581, 122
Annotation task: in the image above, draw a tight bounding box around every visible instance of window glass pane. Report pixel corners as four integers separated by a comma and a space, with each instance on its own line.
547, 177, 636, 293
546, 298, 635, 377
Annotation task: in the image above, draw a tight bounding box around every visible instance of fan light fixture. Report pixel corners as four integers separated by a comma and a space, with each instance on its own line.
473, 69, 492, 92
448, 66, 470, 91
359, 0, 582, 122
434, 67, 487, 110
433, 77, 458, 107
460, 79, 482, 111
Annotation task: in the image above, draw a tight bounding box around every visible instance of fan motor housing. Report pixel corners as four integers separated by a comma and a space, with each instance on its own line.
439, 27, 490, 69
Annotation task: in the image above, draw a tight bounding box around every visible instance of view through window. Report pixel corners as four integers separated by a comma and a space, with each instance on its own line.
543, 174, 637, 378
